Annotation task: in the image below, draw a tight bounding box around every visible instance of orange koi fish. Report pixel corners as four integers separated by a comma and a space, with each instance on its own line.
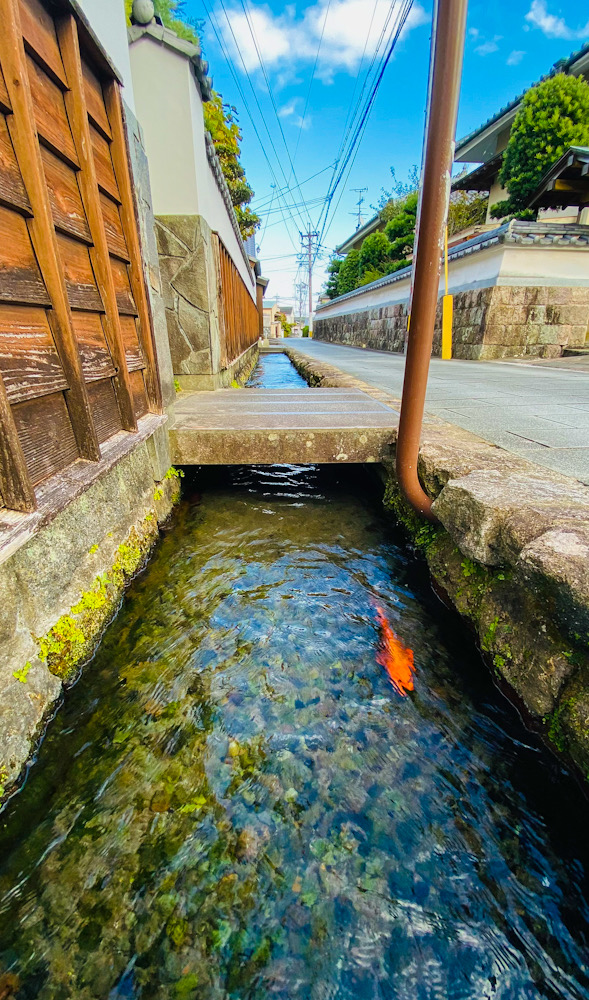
375, 606, 415, 696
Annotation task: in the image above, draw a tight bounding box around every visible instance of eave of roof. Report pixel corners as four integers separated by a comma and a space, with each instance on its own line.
529, 145, 589, 208
336, 213, 382, 254
128, 19, 213, 102
455, 41, 589, 158
451, 153, 502, 192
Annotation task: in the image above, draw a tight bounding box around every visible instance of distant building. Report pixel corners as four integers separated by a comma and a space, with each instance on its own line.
453, 42, 589, 225
336, 214, 385, 256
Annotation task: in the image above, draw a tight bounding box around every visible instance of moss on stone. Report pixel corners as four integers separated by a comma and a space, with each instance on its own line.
35, 495, 179, 683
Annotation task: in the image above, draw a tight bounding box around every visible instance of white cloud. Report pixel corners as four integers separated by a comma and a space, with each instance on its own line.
294, 114, 312, 129
279, 99, 298, 117
507, 49, 525, 65
474, 35, 502, 55
214, 0, 429, 78
524, 0, 589, 39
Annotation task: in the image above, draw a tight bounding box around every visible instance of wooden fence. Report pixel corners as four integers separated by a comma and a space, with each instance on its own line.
214, 236, 259, 368
0, 0, 161, 513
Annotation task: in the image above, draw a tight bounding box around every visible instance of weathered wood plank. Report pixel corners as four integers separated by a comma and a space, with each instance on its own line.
0, 0, 100, 461
128, 368, 148, 418
0, 371, 36, 509
70, 311, 116, 382
81, 59, 111, 140
57, 232, 103, 311
90, 124, 119, 202
0, 66, 12, 115
0, 205, 50, 305
0, 115, 31, 214
105, 82, 162, 413
58, 14, 137, 431
86, 376, 123, 442
26, 53, 78, 167
19, 0, 67, 87
100, 191, 129, 260
0, 303, 68, 401
110, 257, 137, 315
41, 145, 92, 243
119, 315, 144, 371
13, 389, 79, 485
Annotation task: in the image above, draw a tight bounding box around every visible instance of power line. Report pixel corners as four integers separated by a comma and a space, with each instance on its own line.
291, 0, 333, 170
216, 0, 311, 232
317, 0, 416, 252
200, 0, 301, 250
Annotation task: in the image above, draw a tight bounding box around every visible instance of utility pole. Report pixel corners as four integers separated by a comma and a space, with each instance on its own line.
300, 227, 318, 332
294, 280, 307, 323
350, 187, 368, 229
395, 0, 468, 521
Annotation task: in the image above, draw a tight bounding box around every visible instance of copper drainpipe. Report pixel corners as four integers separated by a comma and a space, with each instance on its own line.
395, 0, 468, 521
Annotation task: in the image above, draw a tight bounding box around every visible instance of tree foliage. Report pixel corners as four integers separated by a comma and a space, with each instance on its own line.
447, 190, 488, 235
324, 187, 418, 299
203, 94, 260, 239
491, 73, 589, 218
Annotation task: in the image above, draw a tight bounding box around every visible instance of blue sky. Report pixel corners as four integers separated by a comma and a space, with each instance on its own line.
186, 0, 588, 306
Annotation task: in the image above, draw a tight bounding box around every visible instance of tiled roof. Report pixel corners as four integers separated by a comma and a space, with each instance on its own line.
455, 41, 589, 155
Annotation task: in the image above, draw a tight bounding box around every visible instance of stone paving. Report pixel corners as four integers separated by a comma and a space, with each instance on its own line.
170, 387, 399, 464
285, 338, 589, 484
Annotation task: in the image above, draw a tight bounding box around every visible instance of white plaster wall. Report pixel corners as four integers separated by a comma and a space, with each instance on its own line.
129, 38, 199, 214
129, 35, 254, 298
500, 246, 589, 286
78, 0, 136, 112
315, 243, 589, 320
486, 178, 508, 222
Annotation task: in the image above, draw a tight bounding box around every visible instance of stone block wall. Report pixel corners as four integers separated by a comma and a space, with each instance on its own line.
155, 215, 222, 387
315, 303, 409, 353
315, 284, 589, 359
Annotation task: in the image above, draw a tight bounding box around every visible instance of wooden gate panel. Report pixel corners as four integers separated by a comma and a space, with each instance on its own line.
13, 390, 79, 485
27, 56, 77, 165
0, 116, 30, 214
57, 234, 104, 312
0, 0, 162, 509
0, 305, 68, 402
0, 206, 50, 306
19, 0, 67, 86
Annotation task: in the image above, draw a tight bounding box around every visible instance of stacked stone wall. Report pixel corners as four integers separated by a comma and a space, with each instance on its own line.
315, 284, 589, 359
155, 215, 219, 380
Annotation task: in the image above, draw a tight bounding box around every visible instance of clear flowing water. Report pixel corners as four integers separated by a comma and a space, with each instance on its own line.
1, 359, 589, 999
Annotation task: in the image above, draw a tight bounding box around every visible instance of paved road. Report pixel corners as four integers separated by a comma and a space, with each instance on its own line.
286, 338, 589, 484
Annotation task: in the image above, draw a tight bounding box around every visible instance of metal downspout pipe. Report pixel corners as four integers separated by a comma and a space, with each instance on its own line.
395, 0, 468, 521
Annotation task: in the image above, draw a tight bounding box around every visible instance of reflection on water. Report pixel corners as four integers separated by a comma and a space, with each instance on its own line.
1, 365, 589, 999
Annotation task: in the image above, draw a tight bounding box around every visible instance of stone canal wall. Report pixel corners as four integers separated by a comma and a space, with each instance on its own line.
286, 346, 589, 777
0, 426, 182, 797
314, 222, 589, 360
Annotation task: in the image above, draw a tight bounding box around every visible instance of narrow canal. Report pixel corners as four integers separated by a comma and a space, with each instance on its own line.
1, 355, 589, 999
